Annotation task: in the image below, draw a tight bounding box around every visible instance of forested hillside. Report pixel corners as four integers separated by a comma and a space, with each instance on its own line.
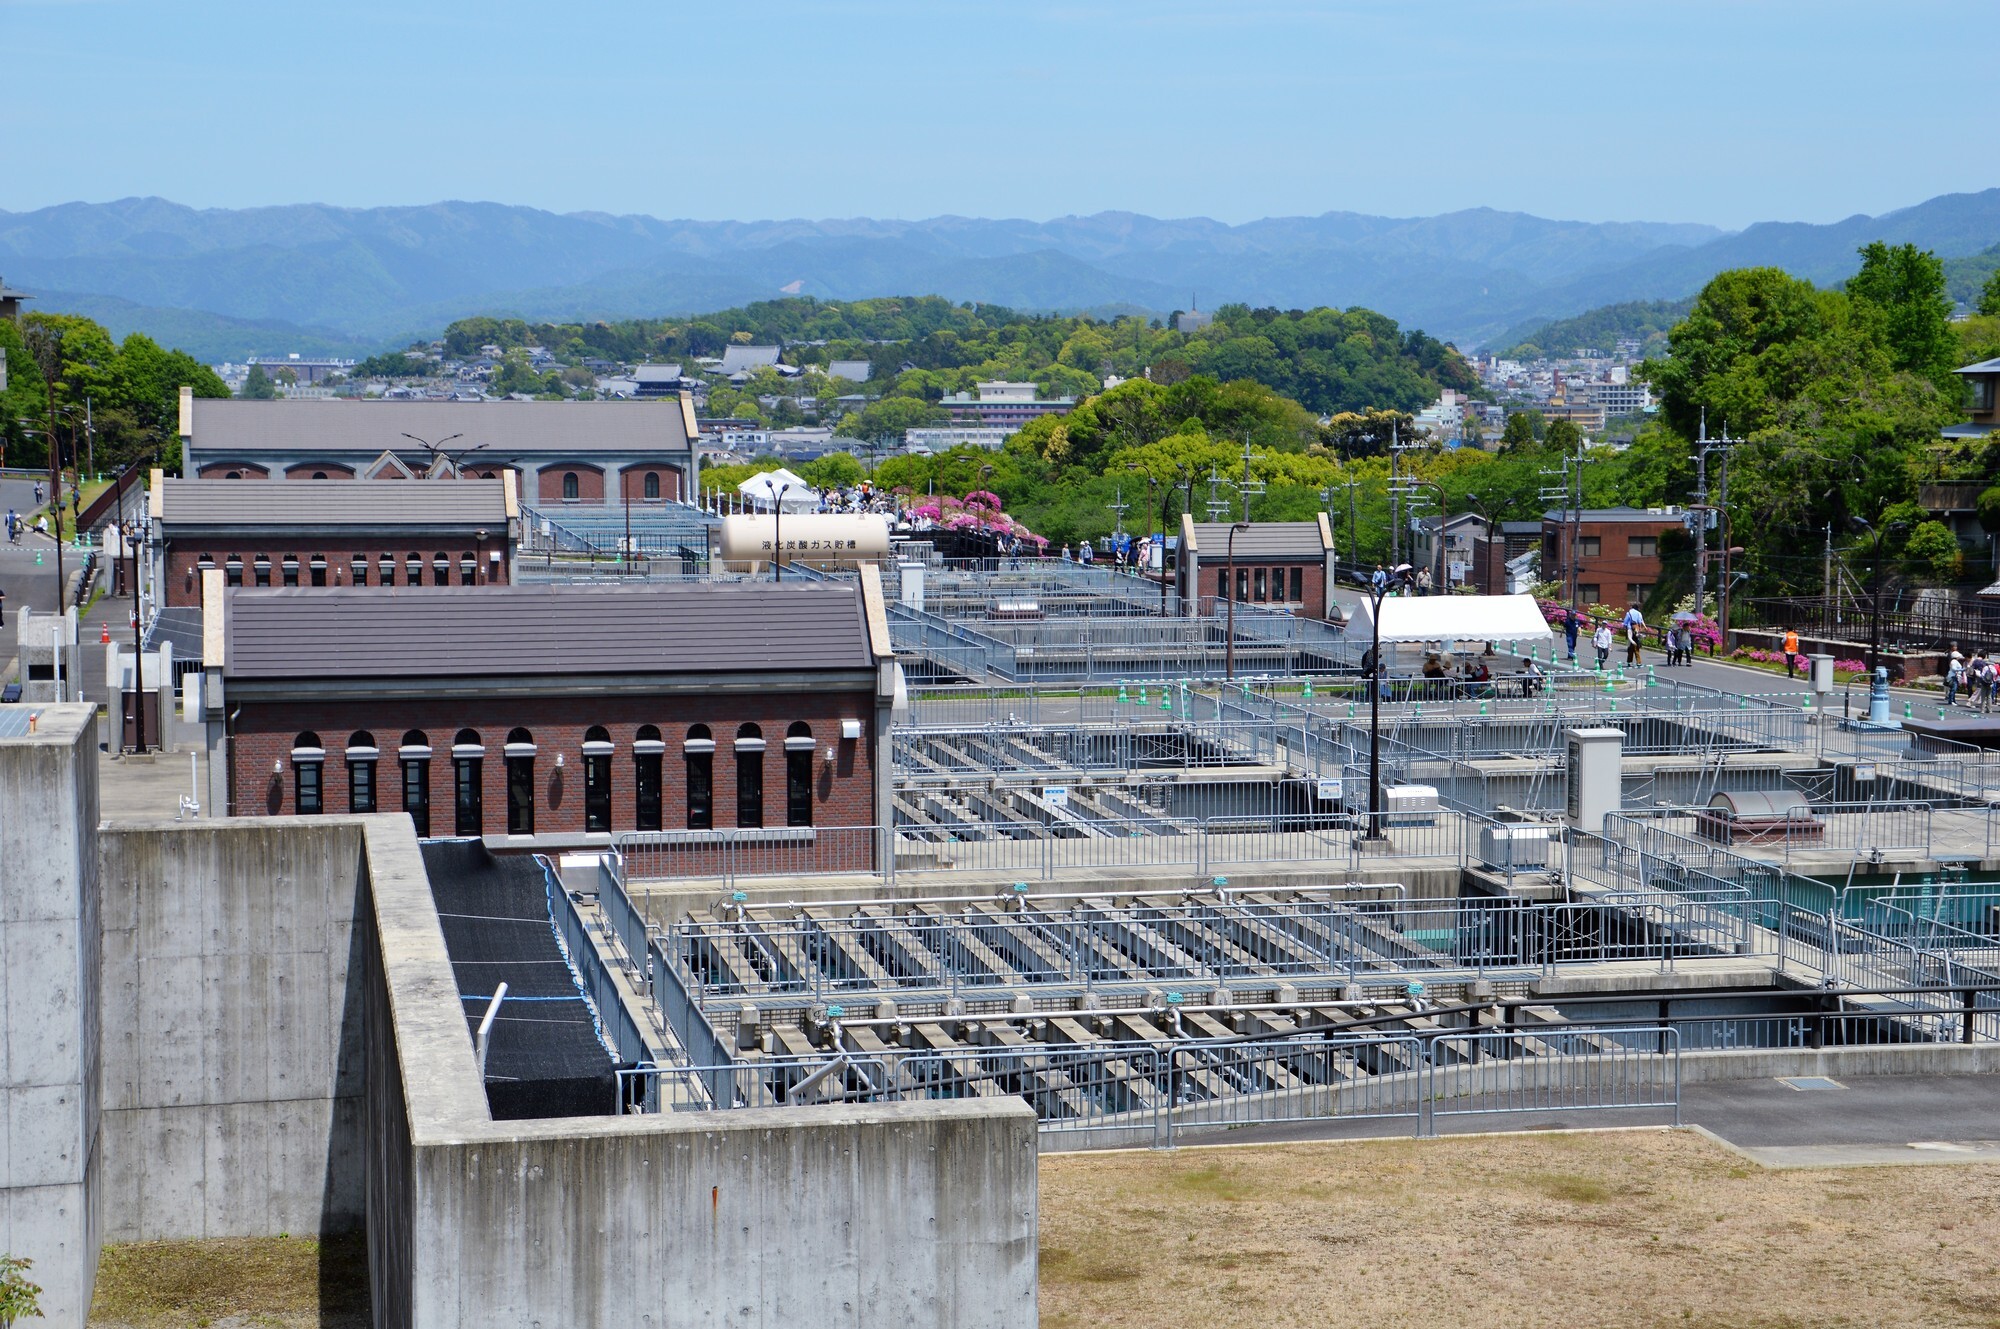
443, 297, 1479, 417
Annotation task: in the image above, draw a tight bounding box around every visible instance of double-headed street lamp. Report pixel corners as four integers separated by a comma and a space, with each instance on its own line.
1359, 565, 1411, 844
772, 482, 795, 581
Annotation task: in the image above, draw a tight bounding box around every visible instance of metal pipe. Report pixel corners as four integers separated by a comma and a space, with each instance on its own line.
475, 981, 509, 1078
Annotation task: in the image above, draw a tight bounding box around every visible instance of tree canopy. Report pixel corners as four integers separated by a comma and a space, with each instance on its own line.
0, 312, 228, 472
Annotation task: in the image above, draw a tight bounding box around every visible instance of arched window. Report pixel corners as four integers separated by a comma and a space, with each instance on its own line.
785, 721, 814, 828
225, 470, 242, 481
254, 554, 272, 588
346, 731, 378, 814
292, 731, 324, 815
634, 725, 664, 832
583, 725, 613, 832
222, 554, 242, 588
379, 552, 396, 585
432, 552, 451, 586
452, 729, 484, 836
504, 727, 535, 836
684, 724, 714, 830
310, 553, 328, 587
643, 471, 660, 500
562, 471, 579, 501
459, 551, 477, 585
406, 552, 423, 584
312, 471, 329, 480
400, 730, 432, 837
281, 555, 300, 588
735, 723, 765, 829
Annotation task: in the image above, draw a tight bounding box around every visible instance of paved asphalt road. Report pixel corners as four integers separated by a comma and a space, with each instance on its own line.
1169, 1074, 2000, 1165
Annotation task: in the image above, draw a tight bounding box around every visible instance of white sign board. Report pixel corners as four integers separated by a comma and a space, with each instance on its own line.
1042, 786, 1069, 809
1315, 777, 1343, 802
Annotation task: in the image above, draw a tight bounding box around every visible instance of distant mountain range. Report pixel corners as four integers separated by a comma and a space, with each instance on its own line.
7, 191, 2000, 362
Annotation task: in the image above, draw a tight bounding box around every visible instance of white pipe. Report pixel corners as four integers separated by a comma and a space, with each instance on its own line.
475, 981, 509, 1078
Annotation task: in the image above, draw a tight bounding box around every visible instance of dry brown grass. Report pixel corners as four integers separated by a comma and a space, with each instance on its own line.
88, 1234, 366, 1328
1039, 1129, 2000, 1329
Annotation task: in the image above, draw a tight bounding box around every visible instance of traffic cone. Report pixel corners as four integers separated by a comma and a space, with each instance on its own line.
100, 623, 109, 643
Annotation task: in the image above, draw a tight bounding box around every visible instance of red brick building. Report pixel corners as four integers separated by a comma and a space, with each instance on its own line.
151, 472, 518, 607
199, 576, 896, 862
1541, 506, 1682, 608
1175, 516, 1337, 619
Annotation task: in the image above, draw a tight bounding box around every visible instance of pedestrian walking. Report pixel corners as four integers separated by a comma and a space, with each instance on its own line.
1564, 611, 1580, 665
1782, 628, 1800, 679
1982, 654, 2000, 714
1621, 605, 1645, 665
1592, 620, 1614, 670
1946, 647, 1965, 706
4, 509, 15, 543
1416, 567, 1432, 596
1371, 564, 1387, 592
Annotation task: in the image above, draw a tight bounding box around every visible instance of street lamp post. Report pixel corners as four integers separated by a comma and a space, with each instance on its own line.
772, 482, 793, 581
1360, 569, 1410, 844
1224, 521, 1251, 679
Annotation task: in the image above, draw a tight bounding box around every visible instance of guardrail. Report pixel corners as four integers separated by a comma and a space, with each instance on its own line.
538, 856, 658, 1067
612, 1024, 1683, 1143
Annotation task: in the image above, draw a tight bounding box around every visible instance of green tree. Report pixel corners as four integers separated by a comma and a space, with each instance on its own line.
1498, 411, 1540, 452
0, 1252, 43, 1324
240, 364, 278, 399
798, 452, 865, 490
1543, 417, 1583, 455
850, 396, 947, 441
1847, 241, 1957, 387
1980, 269, 2000, 318
1901, 520, 1963, 584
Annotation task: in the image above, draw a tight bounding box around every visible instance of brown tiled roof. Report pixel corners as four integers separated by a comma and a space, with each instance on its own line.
159, 477, 508, 527
188, 398, 692, 454
223, 583, 872, 679
1188, 521, 1328, 559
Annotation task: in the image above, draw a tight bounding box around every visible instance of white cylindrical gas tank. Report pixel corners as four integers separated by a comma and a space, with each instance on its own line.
717, 513, 892, 568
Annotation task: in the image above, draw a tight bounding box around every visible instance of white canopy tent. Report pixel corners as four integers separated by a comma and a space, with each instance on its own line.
1352, 593, 1554, 646
737, 467, 820, 512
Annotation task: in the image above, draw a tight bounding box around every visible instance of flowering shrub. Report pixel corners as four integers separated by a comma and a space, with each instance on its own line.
963, 490, 1002, 511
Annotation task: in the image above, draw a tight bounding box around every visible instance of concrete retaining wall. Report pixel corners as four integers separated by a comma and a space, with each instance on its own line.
0, 706, 101, 1329
96, 819, 370, 1242
363, 821, 1039, 1328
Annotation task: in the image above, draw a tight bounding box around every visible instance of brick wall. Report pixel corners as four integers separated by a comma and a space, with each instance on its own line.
536, 463, 606, 504
195, 463, 270, 479
284, 464, 356, 479
1543, 519, 1677, 607
162, 534, 512, 606
228, 689, 878, 855
1205, 558, 1330, 619
618, 464, 682, 503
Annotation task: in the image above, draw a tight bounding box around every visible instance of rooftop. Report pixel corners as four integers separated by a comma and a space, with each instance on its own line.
220, 582, 879, 680
1540, 506, 1684, 524
1186, 520, 1329, 558
187, 399, 693, 454
157, 476, 510, 527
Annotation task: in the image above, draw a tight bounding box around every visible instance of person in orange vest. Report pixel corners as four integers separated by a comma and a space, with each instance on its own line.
1782, 627, 1800, 678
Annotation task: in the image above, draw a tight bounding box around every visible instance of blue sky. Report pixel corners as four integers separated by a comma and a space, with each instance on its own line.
2, 0, 1989, 229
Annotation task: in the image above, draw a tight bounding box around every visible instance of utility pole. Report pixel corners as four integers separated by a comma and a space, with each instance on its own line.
1203, 468, 1231, 524
1234, 439, 1265, 524
1105, 483, 1130, 540
1691, 410, 1709, 617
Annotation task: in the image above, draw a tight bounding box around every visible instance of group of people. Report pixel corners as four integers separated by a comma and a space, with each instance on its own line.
1944, 647, 2000, 711
1557, 605, 1708, 670
1368, 564, 1434, 595
4, 509, 48, 544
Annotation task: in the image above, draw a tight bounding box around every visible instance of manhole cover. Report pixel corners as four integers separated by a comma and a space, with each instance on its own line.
1777, 1076, 1843, 1091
